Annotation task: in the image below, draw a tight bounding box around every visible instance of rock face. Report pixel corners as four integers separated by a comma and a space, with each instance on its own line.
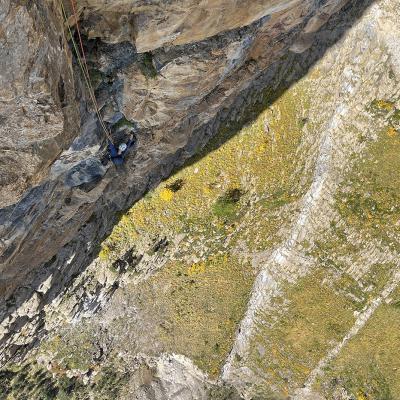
0, 0, 352, 323
2, 0, 399, 399
0, 0, 79, 208
79, 0, 307, 51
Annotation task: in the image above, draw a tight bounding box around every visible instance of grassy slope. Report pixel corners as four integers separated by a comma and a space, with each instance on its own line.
95, 79, 311, 378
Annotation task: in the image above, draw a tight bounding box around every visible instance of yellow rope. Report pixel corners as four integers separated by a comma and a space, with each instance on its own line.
59, 0, 113, 142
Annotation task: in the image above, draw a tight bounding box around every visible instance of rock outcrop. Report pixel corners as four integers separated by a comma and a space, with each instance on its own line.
0, 0, 355, 344
3, 1, 398, 399
0, 0, 79, 208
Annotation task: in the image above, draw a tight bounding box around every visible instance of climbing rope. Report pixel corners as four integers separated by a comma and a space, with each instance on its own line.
59, 0, 113, 142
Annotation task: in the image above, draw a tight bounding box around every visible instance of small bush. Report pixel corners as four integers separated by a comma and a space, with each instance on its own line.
391, 298, 400, 308
166, 179, 185, 192
391, 109, 400, 122
207, 384, 243, 400
88, 69, 106, 89
138, 52, 157, 79
368, 99, 395, 115
113, 116, 135, 131
212, 188, 243, 219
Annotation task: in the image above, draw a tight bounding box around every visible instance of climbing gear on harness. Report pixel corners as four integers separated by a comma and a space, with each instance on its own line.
59, 0, 113, 143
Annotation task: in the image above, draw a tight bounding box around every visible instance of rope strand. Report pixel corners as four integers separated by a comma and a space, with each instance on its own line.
59, 0, 113, 142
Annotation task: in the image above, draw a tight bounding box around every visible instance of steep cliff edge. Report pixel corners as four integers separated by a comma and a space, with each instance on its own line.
0, 0, 356, 354
2, 0, 399, 399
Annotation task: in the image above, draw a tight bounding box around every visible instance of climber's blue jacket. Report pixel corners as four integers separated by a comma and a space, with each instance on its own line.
108, 139, 135, 166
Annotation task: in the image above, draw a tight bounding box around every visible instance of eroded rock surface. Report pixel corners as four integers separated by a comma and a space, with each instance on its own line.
78, 0, 306, 51
0, 0, 79, 208
0, 0, 354, 338
2, 0, 399, 399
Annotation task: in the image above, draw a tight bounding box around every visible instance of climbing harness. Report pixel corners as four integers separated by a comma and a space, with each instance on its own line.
59, 0, 113, 143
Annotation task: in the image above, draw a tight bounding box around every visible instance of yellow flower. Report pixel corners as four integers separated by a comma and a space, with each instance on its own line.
256, 143, 267, 154
376, 99, 394, 111
159, 188, 174, 202
203, 186, 212, 196
387, 126, 398, 137
98, 245, 110, 260
188, 262, 206, 275
356, 391, 368, 400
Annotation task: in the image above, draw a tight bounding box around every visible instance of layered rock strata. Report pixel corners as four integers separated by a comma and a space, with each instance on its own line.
0, 0, 370, 371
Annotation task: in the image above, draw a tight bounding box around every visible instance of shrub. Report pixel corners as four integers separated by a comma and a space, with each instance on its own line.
212, 188, 243, 219
138, 52, 157, 79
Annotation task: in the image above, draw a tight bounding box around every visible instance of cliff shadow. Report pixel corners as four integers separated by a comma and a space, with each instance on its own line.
178, 0, 376, 172
0, 0, 377, 366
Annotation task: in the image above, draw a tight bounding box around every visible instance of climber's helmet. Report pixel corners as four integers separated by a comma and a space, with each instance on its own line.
119, 143, 127, 153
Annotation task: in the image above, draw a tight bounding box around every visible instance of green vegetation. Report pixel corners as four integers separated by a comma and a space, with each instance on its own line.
98, 77, 312, 263
17, 57, 314, 391
88, 68, 106, 89
308, 219, 396, 310
90, 69, 314, 379
133, 254, 253, 377
299, 103, 400, 399
112, 116, 135, 131
0, 361, 130, 400
207, 383, 242, 399
41, 328, 96, 372
335, 125, 400, 250
138, 52, 157, 79
315, 287, 400, 399
368, 99, 395, 114
391, 109, 400, 122
212, 188, 244, 219
166, 178, 185, 192
248, 270, 356, 396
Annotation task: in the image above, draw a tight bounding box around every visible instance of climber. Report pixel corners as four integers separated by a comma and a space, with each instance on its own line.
108, 133, 135, 166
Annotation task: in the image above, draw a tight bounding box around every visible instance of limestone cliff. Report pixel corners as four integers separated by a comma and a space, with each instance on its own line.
0, 0, 351, 343
1, 0, 399, 399
0, 0, 79, 208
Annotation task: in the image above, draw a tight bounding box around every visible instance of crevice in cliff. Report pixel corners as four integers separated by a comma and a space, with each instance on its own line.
0, 0, 377, 367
